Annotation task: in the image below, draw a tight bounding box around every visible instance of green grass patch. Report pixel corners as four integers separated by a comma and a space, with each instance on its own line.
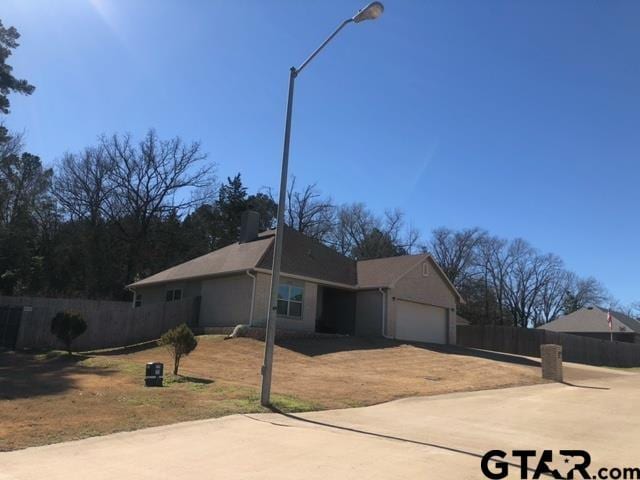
269, 394, 320, 413
81, 356, 145, 376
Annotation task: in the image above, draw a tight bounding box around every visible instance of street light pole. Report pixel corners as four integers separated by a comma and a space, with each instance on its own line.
260, 2, 384, 407
260, 66, 295, 406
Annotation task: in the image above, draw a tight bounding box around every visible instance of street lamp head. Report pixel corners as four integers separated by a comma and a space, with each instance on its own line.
352, 2, 384, 23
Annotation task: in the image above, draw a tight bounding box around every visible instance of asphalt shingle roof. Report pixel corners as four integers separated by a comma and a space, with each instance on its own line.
538, 306, 640, 333
128, 236, 272, 288
129, 226, 461, 301
257, 228, 357, 286
356, 254, 427, 288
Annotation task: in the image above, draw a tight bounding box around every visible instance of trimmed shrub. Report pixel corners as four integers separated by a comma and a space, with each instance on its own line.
158, 323, 198, 375
50, 311, 87, 355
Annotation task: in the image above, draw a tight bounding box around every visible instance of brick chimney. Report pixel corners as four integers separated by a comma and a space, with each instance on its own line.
239, 210, 259, 244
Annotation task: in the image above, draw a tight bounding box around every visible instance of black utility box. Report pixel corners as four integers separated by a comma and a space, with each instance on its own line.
145, 362, 164, 387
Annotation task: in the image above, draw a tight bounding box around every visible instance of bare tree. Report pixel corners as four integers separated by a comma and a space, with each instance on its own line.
285, 177, 335, 242
562, 275, 609, 314
100, 130, 213, 282
328, 204, 417, 259
54, 147, 114, 224
479, 235, 513, 325
502, 240, 565, 327
535, 267, 571, 325
426, 227, 486, 289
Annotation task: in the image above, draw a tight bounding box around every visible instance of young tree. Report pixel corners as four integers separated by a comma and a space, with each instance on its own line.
158, 323, 198, 375
50, 311, 87, 355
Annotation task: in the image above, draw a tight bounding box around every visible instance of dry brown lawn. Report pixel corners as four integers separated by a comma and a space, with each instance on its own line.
0, 336, 545, 451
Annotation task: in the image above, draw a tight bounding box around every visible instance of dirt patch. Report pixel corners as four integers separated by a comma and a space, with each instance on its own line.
1, 336, 546, 451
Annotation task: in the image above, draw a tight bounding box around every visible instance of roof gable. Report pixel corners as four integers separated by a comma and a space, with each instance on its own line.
356, 254, 463, 301
356, 254, 427, 288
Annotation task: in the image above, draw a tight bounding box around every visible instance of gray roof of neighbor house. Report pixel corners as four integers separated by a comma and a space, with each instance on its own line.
128, 226, 462, 301
538, 306, 640, 334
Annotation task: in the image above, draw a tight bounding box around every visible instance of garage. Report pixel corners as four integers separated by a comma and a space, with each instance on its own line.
395, 300, 448, 344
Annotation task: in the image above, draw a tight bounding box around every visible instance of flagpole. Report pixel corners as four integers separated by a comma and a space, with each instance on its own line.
608, 309, 613, 342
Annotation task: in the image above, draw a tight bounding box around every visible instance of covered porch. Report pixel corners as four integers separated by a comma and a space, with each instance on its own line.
315, 286, 357, 335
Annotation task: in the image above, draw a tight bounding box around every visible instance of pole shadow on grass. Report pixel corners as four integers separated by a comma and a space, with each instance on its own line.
85, 340, 160, 357
244, 406, 554, 478
166, 375, 214, 385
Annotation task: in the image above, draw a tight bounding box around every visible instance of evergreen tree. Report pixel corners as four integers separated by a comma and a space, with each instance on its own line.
0, 19, 35, 116
211, 174, 248, 249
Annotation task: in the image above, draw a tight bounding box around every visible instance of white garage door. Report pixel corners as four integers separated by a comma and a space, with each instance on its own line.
395, 300, 448, 344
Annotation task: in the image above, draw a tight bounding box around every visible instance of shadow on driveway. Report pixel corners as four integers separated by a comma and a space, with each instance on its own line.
247, 406, 550, 478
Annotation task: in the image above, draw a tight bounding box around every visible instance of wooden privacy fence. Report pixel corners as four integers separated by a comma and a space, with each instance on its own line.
457, 325, 640, 368
0, 295, 200, 352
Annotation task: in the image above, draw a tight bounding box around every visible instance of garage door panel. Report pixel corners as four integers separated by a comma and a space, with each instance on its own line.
395, 301, 447, 344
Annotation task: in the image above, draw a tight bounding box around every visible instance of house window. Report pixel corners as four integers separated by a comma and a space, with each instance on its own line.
165, 289, 183, 302
134, 294, 142, 308
422, 262, 430, 277
277, 284, 304, 318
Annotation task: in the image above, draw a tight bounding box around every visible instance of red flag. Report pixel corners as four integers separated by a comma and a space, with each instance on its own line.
607, 310, 612, 331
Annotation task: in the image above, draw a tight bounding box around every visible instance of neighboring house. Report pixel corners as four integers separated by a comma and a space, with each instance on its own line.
538, 306, 640, 343
128, 212, 462, 345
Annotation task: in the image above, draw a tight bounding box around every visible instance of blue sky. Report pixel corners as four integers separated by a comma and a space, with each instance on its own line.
3, 0, 639, 305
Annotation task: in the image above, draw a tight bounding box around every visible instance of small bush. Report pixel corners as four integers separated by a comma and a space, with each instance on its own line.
158, 323, 198, 375
50, 311, 87, 355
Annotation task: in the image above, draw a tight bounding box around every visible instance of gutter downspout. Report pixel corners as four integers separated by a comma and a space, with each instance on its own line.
379, 288, 393, 339
126, 287, 136, 309
246, 270, 257, 327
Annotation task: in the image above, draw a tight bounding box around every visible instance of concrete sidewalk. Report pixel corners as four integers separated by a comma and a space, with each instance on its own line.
1, 368, 638, 479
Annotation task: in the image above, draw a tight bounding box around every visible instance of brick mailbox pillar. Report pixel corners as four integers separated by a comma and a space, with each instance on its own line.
540, 344, 563, 382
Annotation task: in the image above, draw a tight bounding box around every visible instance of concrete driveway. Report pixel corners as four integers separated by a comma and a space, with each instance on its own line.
1, 365, 638, 480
